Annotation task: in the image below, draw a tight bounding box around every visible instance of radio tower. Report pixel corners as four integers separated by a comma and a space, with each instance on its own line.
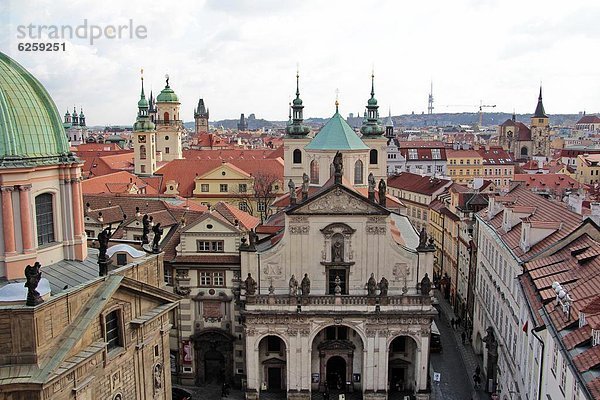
427, 81, 434, 115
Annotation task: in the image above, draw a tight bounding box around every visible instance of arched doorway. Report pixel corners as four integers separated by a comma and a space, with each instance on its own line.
388, 335, 418, 395
192, 329, 234, 386
258, 335, 287, 392
326, 356, 346, 390
311, 325, 364, 394
204, 349, 225, 383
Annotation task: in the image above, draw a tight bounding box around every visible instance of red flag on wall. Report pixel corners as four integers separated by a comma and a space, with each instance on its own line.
522, 320, 528, 334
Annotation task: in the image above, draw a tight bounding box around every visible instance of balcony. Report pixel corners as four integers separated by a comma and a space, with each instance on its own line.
244, 293, 432, 313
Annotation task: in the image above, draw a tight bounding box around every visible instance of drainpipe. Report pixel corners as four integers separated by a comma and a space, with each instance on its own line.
530, 327, 544, 400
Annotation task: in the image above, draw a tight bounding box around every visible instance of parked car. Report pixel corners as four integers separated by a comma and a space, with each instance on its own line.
172, 387, 193, 400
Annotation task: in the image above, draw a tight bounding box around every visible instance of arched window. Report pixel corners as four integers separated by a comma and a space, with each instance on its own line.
521, 146, 528, 156
310, 160, 319, 184
163, 112, 170, 122
140, 145, 147, 160
354, 160, 363, 184
369, 149, 378, 165
293, 149, 302, 164
35, 193, 55, 245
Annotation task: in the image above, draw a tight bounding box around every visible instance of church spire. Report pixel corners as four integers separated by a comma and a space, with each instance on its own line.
360, 70, 384, 136
533, 85, 547, 118
286, 68, 309, 136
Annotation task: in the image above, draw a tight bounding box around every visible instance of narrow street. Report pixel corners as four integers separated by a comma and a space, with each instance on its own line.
430, 311, 474, 400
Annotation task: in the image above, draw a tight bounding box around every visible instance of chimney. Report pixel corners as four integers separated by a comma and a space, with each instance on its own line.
97, 212, 103, 223
86, 202, 91, 213
589, 202, 600, 225
135, 206, 141, 217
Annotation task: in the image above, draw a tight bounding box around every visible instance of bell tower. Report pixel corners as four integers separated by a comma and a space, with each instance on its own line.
155, 74, 183, 161
283, 70, 311, 186
360, 72, 387, 183
194, 98, 209, 134
530, 86, 550, 158
133, 70, 156, 176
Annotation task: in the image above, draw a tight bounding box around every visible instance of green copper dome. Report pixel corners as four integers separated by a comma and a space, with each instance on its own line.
0, 52, 74, 167
306, 111, 368, 151
156, 84, 179, 103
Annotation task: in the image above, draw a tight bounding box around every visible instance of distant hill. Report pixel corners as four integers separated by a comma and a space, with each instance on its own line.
186, 112, 584, 131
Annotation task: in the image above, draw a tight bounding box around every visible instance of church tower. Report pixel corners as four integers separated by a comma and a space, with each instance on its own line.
360, 72, 387, 183
385, 108, 394, 139
283, 70, 311, 186
530, 86, 550, 158
155, 75, 183, 161
194, 98, 209, 134
133, 71, 157, 176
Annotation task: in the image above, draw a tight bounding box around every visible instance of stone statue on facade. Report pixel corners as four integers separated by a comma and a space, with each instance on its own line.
379, 276, 389, 296
420, 273, 432, 295
378, 179, 387, 206
333, 152, 343, 183
301, 273, 311, 295
288, 179, 297, 205
142, 214, 150, 244
248, 228, 258, 250
302, 173, 309, 201
334, 275, 342, 295
289, 274, 298, 296
153, 363, 163, 390
367, 273, 377, 296
152, 222, 163, 253
332, 239, 343, 262
244, 273, 257, 295
24, 262, 43, 306
97, 226, 112, 262
368, 172, 376, 201
418, 227, 428, 249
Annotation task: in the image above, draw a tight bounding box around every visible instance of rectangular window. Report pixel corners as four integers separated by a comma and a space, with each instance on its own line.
201, 184, 209, 192
560, 359, 567, 391
431, 149, 441, 159
196, 240, 224, 252
238, 183, 247, 193
105, 310, 121, 352
239, 202, 248, 212
408, 149, 418, 160
35, 193, 55, 245
552, 346, 558, 373
165, 147, 170, 154
213, 271, 225, 286
257, 202, 266, 212
199, 272, 212, 286
116, 253, 127, 266
220, 184, 228, 193
267, 336, 281, 352
164, 266, 173, 285
328, 268, 347, 295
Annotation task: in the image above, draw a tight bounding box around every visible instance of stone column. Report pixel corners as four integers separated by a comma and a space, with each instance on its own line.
71, 177, 84, 236
417, 334, 430, 391
1, 186, 16, 255
18, 185, 34, 253
245, 333, 259, 400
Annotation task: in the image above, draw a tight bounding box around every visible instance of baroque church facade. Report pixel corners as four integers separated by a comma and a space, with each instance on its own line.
239, 74, 436, 400
498, 87, 551, 160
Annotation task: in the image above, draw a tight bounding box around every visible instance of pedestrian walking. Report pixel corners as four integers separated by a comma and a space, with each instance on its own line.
461, 331, 466, 344
221, 382, 228, 398
475, 365, 481, 376
450, 318, 455, 328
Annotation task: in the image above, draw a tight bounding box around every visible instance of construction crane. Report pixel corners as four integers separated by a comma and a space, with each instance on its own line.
478, 101, 496, 128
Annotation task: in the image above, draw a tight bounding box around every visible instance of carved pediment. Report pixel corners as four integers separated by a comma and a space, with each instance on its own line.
317, 339, 356, 351
289, 186, 389, 215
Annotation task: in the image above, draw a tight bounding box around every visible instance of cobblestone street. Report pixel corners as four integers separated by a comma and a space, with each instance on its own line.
431, 290, 490, 400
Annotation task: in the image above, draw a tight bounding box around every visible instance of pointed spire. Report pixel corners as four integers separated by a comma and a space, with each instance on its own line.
361, 70, 384, 136
335, 88, 340, 114
286, 68, 309, 136
533, 85, 547, 118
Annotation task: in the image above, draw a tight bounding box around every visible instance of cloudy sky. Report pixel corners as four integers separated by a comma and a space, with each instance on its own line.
1, 0, 599, 125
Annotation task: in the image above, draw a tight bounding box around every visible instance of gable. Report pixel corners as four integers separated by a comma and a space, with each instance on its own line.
288, 185, 389, 215
197, 163, 251, 181
181, 213, 239, 234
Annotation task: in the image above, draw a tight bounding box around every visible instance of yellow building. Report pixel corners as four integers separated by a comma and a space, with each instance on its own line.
576, 153, 600, 185
446, 149, 483, 186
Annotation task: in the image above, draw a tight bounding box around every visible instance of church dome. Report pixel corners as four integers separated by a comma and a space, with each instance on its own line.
156, 84, 179, 103
0, 52, 73, 166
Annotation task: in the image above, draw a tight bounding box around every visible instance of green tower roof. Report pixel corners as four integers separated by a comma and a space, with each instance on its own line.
156, 77, 179, 103
0, 52, 74, 167
306, 110, 368, 151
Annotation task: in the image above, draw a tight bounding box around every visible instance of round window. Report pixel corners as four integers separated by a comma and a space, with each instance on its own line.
207, 224, 213, 229
165, 136, 169, 140
222, 171, 226, 176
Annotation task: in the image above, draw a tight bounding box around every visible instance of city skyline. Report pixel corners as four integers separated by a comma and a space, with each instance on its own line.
2, 0, 600, 125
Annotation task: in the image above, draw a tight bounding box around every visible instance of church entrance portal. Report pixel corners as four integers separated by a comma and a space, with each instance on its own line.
326, 356, 346, 390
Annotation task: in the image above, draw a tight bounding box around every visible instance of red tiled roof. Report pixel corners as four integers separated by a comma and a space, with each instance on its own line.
82, 171, 159, 195
514, 174, 580, 193
446, 149, 482, 159
576, 115, 600, 124
477, 147, 514, 165
478, 183, 581, 259
155, 158, 284, 197
212, 201, 260, 231
388, 172, 452, 196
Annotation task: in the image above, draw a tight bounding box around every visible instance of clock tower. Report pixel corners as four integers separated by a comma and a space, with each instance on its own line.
133, 71, 157, 176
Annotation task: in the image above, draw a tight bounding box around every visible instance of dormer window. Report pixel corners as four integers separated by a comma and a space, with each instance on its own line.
593, 329, 600, 347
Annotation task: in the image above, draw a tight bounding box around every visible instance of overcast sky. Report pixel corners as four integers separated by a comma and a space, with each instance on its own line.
1, 0, 600, 126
